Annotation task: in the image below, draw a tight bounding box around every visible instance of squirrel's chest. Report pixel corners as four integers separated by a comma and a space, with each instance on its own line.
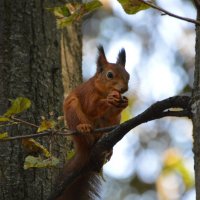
87, 105, 121, 128
81, 95, 121, 126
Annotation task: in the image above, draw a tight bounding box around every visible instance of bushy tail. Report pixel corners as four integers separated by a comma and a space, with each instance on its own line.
56, 147, 101, 200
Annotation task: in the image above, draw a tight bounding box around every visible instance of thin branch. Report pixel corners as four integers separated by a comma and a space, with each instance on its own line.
0, 122, 18, 128
48, 95, 191, 200
0, 96, 191, 142
139, 0, 200, 26
0, 110, 190, 142
1, 131, 54, 141
0, 125, 119, 142
11, 116, 39, 128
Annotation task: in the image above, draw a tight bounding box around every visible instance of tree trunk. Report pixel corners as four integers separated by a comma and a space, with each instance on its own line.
0, 0, 82, 199
61, 27, 83, 96
192, 7, 200, 200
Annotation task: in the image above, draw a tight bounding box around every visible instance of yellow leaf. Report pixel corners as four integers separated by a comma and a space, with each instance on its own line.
176, 162, 194, 189
121, 107, 132, 123
162, 148, 194, 189
24, 156, 59, 169
22, 139, 51, 158
118, 0, 150, 14
163, 148, 181, 167
4, 97, 31, 117
0, 132, 8, 140
37, 119, 56, 133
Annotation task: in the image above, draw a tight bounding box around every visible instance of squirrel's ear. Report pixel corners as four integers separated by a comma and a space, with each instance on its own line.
97, 45, 108, 73
116, 48, 126, 67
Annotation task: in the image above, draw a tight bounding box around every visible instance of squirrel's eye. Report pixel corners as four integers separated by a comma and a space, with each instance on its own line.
107, 71, 114, 79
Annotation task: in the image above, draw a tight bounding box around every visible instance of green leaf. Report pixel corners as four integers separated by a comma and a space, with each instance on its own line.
24, 156, 59, 169
47, 6, 71, 18
66, 150, 75, 160
22, 138, 52, 158
52, 0, 102, 28
37, 119, 56, 133
118, 0, 150, 14
0, 132, 8, 140
0, 116, 10, 122
83, 0, 103, 12
4, 97, 31, 117
57, 15, 78, 27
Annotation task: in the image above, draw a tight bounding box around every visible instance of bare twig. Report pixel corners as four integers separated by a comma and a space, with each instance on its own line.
139, 0, 200, 26
0, 122, 18, 128
1, 131, 54, 141
0, 126, 118, 142
11, 116, 39, 128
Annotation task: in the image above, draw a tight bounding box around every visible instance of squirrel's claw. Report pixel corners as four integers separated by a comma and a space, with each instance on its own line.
76, 123, 93, 133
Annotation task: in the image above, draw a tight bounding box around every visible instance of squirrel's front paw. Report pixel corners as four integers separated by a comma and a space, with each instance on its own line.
107, 91, 121, 107
119, 96, 128, 108
76, 123, 93, 133
107, 91, 128, 108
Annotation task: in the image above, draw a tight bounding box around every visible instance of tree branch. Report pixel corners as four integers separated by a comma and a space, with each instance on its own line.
48, 95, 191, 200
0, 96, 190, 142
139, 0, 200, 26
93, 96, 191, 152
0, 125, 118, 142
11, 116, 39, 128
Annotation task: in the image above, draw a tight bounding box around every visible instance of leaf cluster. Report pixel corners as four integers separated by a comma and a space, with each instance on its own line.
48, 0, 200, 28
48, 1, 103, 28
0, 97, 61, 169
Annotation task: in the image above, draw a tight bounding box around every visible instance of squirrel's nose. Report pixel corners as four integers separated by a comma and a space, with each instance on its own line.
120, 86, 128, 93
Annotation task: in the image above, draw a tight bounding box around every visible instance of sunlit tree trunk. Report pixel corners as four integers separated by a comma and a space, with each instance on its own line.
0, 0, 82, 199
192, 6, 200, 200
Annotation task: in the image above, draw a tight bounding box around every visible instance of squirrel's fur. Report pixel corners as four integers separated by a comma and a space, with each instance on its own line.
56, 46, 129, 200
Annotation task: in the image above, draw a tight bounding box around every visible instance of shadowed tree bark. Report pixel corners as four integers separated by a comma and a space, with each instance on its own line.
0, 0, 82, 199
192, 5, 200, 200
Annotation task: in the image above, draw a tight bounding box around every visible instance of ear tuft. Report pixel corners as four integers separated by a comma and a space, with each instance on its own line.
97, 45, 107, 73
116, 48, 126, 67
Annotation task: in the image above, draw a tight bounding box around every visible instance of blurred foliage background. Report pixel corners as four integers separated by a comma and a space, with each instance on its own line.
81, 0, 195, 199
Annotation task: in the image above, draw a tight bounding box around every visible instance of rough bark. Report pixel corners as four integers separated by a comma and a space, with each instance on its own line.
0, 0, 82, 200
192, 7, 200, 200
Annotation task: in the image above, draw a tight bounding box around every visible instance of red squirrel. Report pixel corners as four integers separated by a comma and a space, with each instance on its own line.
57, 46, 129, 200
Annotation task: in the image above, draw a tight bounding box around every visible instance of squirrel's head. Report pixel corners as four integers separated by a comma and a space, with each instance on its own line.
95, 45, 129, 95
